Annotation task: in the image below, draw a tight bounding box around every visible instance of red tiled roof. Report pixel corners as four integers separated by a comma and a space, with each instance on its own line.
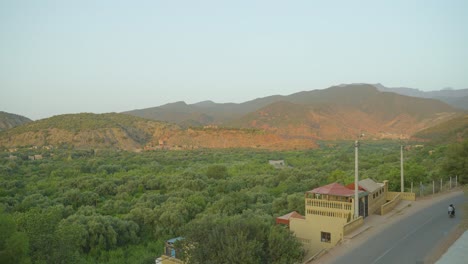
307, 182, 362, 197
276, 211, 305, 225
345, 183, 366, 191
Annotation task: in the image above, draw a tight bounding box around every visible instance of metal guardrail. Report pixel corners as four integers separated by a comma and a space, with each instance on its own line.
411, 177, 459, 198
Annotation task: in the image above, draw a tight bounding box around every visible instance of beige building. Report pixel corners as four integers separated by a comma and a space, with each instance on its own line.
346, 178, 387, 215
281, 179, 415, 257
284, 182, 368, 255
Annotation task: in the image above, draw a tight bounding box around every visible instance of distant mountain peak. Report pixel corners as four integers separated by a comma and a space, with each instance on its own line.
370, 83, 468, 109
192, 100, 217, 107
162, 101, 188, 107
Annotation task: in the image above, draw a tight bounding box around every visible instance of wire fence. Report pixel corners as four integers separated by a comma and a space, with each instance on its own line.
410, 176, 459, 198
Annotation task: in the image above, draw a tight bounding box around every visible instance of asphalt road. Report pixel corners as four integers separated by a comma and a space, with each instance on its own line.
329, 192, 465, 264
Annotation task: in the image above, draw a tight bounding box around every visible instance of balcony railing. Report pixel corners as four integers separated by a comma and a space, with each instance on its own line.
305, 198, 353, 211
305, 198, 353, 219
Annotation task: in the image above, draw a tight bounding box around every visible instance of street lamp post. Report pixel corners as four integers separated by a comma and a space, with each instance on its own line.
401, 145, 404, 192
354, 140, 359, 219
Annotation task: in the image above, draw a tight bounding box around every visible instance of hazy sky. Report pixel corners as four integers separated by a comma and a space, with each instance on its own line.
1, 0, 467, 120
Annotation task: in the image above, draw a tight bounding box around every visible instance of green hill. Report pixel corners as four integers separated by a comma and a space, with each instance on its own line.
9, 113, 155, 133
0, 113, 176, 151
0, 111, 32, 131
0, 112, 318, 151
412, 114, 468, 143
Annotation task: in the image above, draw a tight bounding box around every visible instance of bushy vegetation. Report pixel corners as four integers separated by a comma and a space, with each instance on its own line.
413, 114, 468, 143
1, 113, 165, 134
0, 111, 32, 132
442, 139, 468, 184
0, 140, 462, 263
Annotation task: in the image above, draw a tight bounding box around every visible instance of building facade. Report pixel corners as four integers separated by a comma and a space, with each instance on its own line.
281, 178, 414, 257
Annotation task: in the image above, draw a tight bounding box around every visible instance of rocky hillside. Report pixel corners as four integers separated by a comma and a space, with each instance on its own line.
0, 111, 32, 131
0, 113, 175, 151
126, 84, 462, 140
123, 97, 283, 126
0, 113, 317, 151
146, 127, 317, 150
231, 85, 461, 140
125, 84, 464, 127
412, 114, 468, 143
2, 85, 463, 151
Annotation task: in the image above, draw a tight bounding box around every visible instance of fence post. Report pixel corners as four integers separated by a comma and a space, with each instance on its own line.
420, 182, 423, 197
433, 181, 435, 196
456, 175, 458, 188
411, 182, 413, 193
440, 179, 443, 192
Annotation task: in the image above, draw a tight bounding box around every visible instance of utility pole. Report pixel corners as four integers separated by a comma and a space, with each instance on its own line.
401, 144, 404, 192
354, 140, 359, 219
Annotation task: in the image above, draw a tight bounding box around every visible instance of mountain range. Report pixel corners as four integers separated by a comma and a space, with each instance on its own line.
413, 114, 468, 143
0, 113, 317, 151
1, 84, 466, 151
372, 83, 468, 110
125, 84, 464, 140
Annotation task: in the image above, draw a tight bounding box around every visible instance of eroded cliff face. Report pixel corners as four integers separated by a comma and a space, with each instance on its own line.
0, 112, 317, 151
149, 128, 318, 150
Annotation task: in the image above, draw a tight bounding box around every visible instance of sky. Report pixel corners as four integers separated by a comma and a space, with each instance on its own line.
1, 0, 467, 120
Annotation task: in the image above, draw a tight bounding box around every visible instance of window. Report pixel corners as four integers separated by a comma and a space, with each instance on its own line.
321, 232, 331, 243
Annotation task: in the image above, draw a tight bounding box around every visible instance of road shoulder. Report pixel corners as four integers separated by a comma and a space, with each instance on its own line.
426, 189, 468, 264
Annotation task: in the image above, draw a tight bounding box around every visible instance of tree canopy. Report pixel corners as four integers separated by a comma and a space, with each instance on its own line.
0, 140, 458, 263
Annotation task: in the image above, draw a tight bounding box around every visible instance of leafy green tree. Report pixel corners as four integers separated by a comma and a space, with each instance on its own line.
206, 165, 229, 179
14, 206, 63, 263
272, 194, 288, 215
327, 169, 352, 185
267, 225, 304, 264
51, 221, 87, 264
0, 211, 31, 264
179, 214, 262, 264
287, 193, 305, 215
404, 162, 427, 185
0, 143, 458, 263
208, 192, 250, 216
126, 206, 156, 238
179, 212, 303, 264
442, 140, 468, 184
156, 198, 191, 236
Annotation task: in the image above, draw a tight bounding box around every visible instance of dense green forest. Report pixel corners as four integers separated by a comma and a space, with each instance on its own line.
0, 140, 465, 264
